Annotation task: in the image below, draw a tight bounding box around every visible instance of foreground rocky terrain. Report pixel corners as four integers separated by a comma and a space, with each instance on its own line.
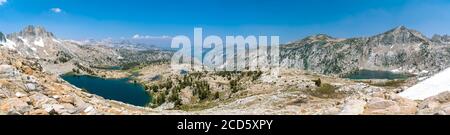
131, 63, 450, 115
1, 25, 450, 115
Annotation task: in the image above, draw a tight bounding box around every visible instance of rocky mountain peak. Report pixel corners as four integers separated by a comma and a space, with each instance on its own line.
370, 25, 430, 45
296, 34, 335, 44
17, 25, 55, 39
383, 25, 419, 36
393, 25, 407, 31
308, 34, 334, 40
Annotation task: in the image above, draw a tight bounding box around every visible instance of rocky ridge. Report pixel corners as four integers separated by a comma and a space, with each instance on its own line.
280, 26, 450, 76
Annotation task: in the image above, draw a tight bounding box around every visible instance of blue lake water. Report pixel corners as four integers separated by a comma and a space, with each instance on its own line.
344, 70, 411, 80
61, 74, 150, 106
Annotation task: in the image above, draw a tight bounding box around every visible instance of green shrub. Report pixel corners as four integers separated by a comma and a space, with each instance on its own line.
308, 83, 342, 98
370, 80, 406, 87
152, 92, 166, 106
149, 85, 159, 92
313, 78, 322, 87
214, 92, 220, 99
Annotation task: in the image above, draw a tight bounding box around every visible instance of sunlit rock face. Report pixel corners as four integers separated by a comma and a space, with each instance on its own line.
280, 26, 450, 76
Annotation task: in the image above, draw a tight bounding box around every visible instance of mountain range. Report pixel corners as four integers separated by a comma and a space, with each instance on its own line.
280, 26, 450, 76
2, 25, 450, 77
0, 25, 172, 74
1, 25, 450, 115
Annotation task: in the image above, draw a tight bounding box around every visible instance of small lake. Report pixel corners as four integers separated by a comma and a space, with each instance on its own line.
61, 74, 150, 107
344, 70, 411, 80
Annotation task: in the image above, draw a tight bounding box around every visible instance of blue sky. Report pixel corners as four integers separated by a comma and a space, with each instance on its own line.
1, 0, 450, 45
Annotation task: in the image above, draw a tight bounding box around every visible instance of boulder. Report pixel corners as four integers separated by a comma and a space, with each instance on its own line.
73, 95, 89, 108
42, 104, 76, 115
29, 92, 58, 107
366, 97, 396, 109
0, 98, 32, 115
388, 94, 418, 114
22, 66, 34, 75
156, 102, 175, 110
58, 95, 75, 104
0, 65, 20, 78
364, 95, 418, 115
439, 106, 450, 115
25, 83, 37, 91
28, 109, 49, 115
0, 88, 13, 98
61, 103, 77, 114
339, 99, 366, 115
424, 91, 450, 103
15, 92, 27, 98
83, 105, 99, 115
418, 91, 450, 115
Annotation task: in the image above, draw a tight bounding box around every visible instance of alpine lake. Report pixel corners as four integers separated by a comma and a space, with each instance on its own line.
61, 74, 151, 107
344, 69, 413, 80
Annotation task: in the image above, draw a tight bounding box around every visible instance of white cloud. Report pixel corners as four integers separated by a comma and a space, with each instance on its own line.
132, 34, 171, 39
0, 0, 7, 6
50, 8, 62, 13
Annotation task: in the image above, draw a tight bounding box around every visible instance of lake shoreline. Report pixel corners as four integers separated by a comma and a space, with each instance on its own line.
60, 73, 152, 107
342, 69, 415, 80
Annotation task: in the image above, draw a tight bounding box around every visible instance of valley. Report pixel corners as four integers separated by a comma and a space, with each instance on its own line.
1, 25, 450, 115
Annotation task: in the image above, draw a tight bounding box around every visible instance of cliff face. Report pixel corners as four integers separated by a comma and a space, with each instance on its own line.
280, 26, 450, 76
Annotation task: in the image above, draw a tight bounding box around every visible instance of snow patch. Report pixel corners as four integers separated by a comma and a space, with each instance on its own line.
63, 40, 83, 45
391, 68, 401, 73
52, 38, 61, 44
34, 38, 45, 47
19, 36, 32, 47
418, 77, 428, 81
399, 67, 450, 100
1, 39, 17, 50
30, 47, 37, 52
420, 70, 429, 74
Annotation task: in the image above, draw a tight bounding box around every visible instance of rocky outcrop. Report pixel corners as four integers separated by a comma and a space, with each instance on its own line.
281, 26, 450, 76
12, 25, 55, 39
0, 65, 20, 78
431, 34, 450, 44
367, 26, 430, 45
417, 91, 450, 115
339, 99, 366, 115
0, 98, 33, 115
363, 93, 417, 115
